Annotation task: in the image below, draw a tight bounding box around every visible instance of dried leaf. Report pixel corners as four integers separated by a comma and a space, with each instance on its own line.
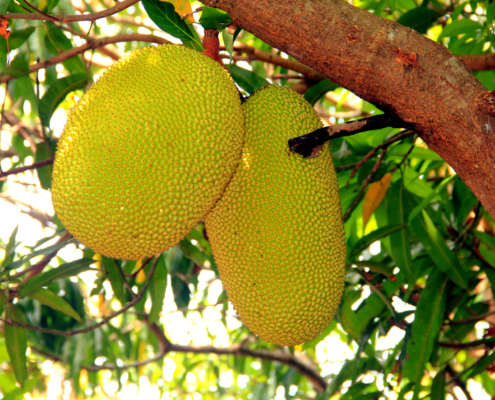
362, 173, 392, 229
164, 0, 194, 24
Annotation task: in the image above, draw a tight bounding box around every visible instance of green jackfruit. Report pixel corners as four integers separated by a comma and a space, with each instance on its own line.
205, 85, 346, 346
52, 45, 244, 260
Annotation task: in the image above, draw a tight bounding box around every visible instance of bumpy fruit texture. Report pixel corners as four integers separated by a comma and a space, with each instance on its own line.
205, 85, 346, 346
52, 45, 244, 260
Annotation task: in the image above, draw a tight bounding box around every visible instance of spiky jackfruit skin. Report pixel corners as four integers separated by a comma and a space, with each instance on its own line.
205, 85, 346, 346
52, 45, 244, 260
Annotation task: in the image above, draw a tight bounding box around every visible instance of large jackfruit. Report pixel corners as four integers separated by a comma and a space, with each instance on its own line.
205, 85, 346, 346
52, 45, 244, 260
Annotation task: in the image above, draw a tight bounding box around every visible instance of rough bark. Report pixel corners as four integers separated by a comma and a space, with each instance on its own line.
202, 0, 495, 218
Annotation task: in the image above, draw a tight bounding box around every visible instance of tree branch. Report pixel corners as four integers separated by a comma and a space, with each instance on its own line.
0, 34, 171, 84
201, 0, 495, 219
289, 114, 411, 158
6, 0, 140, 22
170, 343, 327, 391
0, 158, 54, 179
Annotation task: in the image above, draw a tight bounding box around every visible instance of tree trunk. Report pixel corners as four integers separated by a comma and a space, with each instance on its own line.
203, 0, 495, 218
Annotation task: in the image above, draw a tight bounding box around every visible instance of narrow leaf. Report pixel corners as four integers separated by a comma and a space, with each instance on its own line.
349, 224, 406, 259
1, 225, 18, 270
409, 209, 469, 290
407, 175, 456, 224
4, 307, 27, 387
4, 241, 69, 271
387, 180, 413, 279
362, 173, 392, 229
39, 74, 87, 127
18, 258, 95, 297
304, 79, 339, 106
101, 257, 126, 304
148, 254, 168, 324
431, 370, 446, 400
141, 0, 201, 46
402, 269, 447, 391
199, 7, 232, 30
27, 288, 82, 322
227, 64, 269, 94
0, 0, 11, 14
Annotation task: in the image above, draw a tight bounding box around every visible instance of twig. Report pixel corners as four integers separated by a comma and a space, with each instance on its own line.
445, 365, 474, 400
2, 256, 159, 336
343, 148, 388, 221
0, 34, 171, 84
123, 257, 152, 278
6, 0, 140, 22
181, 7, 204, 20
0, 158, 54, 179
289, 114, 411, 158
438, 337, 495, 349
169, 343, 327, 391
347, 130, 415, 182
271, 74, 304, 80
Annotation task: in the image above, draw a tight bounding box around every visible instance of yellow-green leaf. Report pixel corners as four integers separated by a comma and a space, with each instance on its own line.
27, 288, 82, 322
4, 307, 27, 387
165, 0, 194, 24
363, 173, 392, 229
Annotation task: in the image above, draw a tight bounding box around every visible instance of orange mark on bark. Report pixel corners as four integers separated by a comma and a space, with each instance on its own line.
394, 48, 420, 69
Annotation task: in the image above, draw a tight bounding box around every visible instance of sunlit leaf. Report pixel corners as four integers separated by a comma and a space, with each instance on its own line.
4, 307, 27, 386
166, 0, 194, 24
402, 269, 447, 393
18, 258, 95, 297
27, 288, 82, 322
349, 224, 406, 259
1, 225, 18, 271
4, 241, 69, 271
148, 254, 168, 324
39, 73, 87, 127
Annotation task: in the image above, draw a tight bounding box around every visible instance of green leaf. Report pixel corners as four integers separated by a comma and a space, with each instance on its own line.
438, 19, 483, 40
148, 254, 168, 324
402, 269, 447, 395
44, 23, 87, 74
34, 141, 57, 190
304, 79, 339, 106
27, 288, 82, 322
349, 224, 406, 259
199, 7, 232, 30
0, 0, 11, 14
407, 175, 456, 224
431, 370, 446, 400
39, 73, 87, 127
227, 64, 269, 94
4, 241, 69, 271
411, 210, 469, 289
18, 258, 95, 297
387, 181, 413, 279
101, 257, 126, 304
0, 55, 29, 78
141, 0, 202, 48
4, 307, 27, 387
0, 27, 35, 52
222, 29, 234, 59
388, 143, 444, 161
397, 7, 439, 34
1, 225, 18, 270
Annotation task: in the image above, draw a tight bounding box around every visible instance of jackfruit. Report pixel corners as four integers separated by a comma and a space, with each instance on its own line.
205, 85, 346, 346
52, 45, 244, 260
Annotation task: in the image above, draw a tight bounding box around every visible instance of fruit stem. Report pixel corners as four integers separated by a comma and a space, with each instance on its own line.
201, 29, 224, 67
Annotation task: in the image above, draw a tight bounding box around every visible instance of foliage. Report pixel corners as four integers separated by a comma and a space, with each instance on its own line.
0, 0, 495, 399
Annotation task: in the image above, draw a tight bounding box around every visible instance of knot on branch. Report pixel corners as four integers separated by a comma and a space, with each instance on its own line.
482, 90, 495, 116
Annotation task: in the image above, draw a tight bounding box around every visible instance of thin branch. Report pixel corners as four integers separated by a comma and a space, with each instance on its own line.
347, 130, 415, 182
438, 337, 495, 349
0, 158, 54, 179
2, 256, 159, 336
6, 0, 140, 22
445, 309, 495, 326
181, 7, 204, 20
0, 34, 171, 84
288, 114, 411, 158
123, 257, 152, 278
170, 343, 327, 391
445, 365, 474, 400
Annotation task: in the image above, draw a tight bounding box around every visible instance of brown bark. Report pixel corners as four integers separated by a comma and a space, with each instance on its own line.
202, 0, 495, 218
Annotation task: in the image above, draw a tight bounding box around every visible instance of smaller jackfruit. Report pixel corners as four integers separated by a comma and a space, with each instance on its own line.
205, 85, 346, 346
52, 45, 244, 260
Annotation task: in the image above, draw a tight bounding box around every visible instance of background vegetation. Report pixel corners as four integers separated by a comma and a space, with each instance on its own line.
0, 0, 495, 399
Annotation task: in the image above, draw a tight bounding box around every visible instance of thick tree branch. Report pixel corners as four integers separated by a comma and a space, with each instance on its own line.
6, 0, 139, 22
201, 0, 495, 219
